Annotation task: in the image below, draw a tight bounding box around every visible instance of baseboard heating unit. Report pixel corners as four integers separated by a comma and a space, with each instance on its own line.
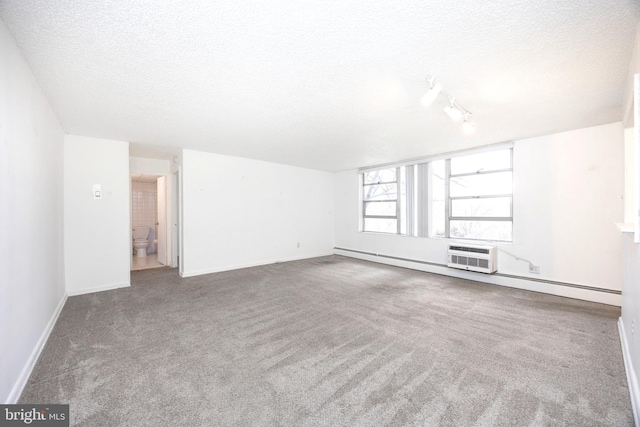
447, 243, 497, 274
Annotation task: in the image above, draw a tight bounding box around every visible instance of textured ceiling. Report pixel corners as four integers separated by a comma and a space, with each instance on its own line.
1, 1, 639, 172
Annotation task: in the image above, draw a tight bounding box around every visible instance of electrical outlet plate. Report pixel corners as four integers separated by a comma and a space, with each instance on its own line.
529, 264, 540, 274
92, 184, 102, 199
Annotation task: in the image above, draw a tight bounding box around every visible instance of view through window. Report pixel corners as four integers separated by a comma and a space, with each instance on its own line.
362, 167, 406, 234
361, 146, 513, 242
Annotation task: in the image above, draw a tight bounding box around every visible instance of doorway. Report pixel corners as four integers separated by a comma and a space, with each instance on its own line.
131, 173, 167, 271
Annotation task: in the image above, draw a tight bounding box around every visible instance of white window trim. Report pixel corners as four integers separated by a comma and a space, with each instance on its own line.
443, 148, 513, 242
361, 166, 402, 234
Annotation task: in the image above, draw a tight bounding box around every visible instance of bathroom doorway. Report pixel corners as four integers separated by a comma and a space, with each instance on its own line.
131, 173, 167, 271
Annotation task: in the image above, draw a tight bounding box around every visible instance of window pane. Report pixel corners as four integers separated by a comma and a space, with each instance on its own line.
451, 197, 511, 218
450, 149, 511, 175
431, 160, 445, 237
364, 218, 397, 233
450, 172, 512, 197
364, 168, 396, 184
364, 201, 396, 216
363, 183, 397, 200
449, 220, 512, 241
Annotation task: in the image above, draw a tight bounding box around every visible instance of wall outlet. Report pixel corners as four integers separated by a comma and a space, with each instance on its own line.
297, 242, 300, 248
529, 264, 540, 274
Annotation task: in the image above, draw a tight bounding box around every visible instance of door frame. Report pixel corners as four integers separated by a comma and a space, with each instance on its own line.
129, 172, 176, 270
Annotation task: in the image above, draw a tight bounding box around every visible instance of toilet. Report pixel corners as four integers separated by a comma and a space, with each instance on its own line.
132, 227, 150, 257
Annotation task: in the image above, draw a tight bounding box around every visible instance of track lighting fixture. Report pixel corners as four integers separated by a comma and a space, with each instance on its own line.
421, 75, 474, 133
444, 98, 463, 121
462, 113, 475, 134
420, 76, 441, 106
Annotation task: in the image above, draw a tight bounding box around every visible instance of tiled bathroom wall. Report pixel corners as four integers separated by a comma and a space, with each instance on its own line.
132, 181, 157, 228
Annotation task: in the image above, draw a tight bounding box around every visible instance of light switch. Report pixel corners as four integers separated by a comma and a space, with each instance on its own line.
93, 184, 102, 199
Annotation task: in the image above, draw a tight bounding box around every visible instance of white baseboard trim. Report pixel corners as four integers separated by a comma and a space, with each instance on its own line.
334, 248, 621, 306
67, 281, 130, 297
619, 318, 640, 427
6, 292, 67, 404
179, 252, 335, 278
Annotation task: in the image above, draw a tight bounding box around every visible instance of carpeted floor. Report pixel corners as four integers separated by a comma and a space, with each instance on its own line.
20, 255, 632, 426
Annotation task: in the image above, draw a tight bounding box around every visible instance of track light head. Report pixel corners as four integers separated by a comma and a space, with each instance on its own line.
422, 75, 475, 131
444, 98, 463, 121
462, 113, 475, 134
420, 76, 441, 106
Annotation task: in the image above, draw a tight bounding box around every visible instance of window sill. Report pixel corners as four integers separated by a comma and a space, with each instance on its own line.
615, 222, 634, 233
358, 231, 513, 244
360, 231, 412, 237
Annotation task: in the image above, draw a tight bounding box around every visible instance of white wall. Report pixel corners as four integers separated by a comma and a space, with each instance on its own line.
621, 232, 640, 425
0, 20, 66, 403
624, 127, 636, 224
620, 23, 640, 422
511, 123, 623, 287
131, 181, 158, 228
335, 122, 624, 305
181, 150, 334, 276
130, 156, 170, 175
64, 135, 130, 295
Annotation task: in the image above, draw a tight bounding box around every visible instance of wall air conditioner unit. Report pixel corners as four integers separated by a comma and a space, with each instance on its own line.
447, 243, 497, 274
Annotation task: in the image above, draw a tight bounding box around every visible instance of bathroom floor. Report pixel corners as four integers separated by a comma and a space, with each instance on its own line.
131, 253, 165, 271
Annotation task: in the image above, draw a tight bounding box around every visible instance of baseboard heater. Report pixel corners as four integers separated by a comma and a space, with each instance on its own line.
447, 243, 497, 274
334, 247, 620, 295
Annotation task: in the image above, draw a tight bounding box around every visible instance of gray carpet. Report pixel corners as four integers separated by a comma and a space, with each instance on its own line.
20, 255, 632, 426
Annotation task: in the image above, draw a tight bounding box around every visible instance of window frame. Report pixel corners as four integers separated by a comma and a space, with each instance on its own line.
361, 167, 402, 234
358, 143, 513, 242
444, 148, 513, 242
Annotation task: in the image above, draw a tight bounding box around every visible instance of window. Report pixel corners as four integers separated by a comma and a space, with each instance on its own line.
360, 145, 513, 242
444, 148, 513, 241
362, 167, 407, 234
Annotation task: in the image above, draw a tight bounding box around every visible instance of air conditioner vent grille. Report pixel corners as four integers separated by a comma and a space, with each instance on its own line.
449, 245, 490, 254
447, 244, 497, 274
